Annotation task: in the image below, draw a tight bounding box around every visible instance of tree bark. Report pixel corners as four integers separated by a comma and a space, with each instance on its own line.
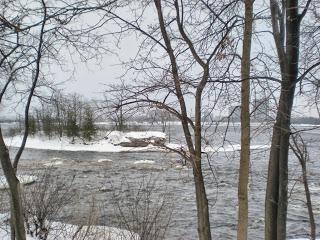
265, 0, 300, 239
291, 135, 316, 240
193, 161, 211, 240
154, 1, 212, 239
301, 162, 316, 240
237, 0, 253, 239
0, 129, 26, 240
193, 66, 212, 240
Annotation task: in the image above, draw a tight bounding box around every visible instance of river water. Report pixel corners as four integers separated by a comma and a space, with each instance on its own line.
2, 123, 320, 239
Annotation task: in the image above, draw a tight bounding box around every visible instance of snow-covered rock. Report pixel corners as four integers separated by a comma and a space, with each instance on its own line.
4, 134, 268, 154
106, 131, 166, 147
0, 175, 37, 190
5, 133, 166, 153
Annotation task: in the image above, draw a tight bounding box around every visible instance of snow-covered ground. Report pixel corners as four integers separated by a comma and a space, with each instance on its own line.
0, 213, 139, 240
0, 175, 37, 190
4, 132, 270, 153
0, 213, 317, 240
0, 225, 139, 240
4, 132, 166, 153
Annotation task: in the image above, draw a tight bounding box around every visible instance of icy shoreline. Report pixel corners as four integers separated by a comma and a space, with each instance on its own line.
4, 131, 167, 153
4, 132, 270, 153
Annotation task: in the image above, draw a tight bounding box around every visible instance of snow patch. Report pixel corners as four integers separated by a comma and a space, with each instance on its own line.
106, 131, 130, 145
5, 134, 165, 153
4, 135, 269, 154
106, 131, 165, 145
174, 165, 188, 170
106, 131, 166, 147
133, 160, 155, 165
0, 221, 139, 240
0, 213, 8, 223
97, 159, 113, 163
44, 161, 63, 167
125, 131, 166, 139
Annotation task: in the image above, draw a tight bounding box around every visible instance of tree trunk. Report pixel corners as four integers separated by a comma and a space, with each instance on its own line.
237, 0, 253, 239
291, 136, 316, 240
301, 164, 316, 240
265, 120, 281, 240
154, 1, 212, 238
265, 0, 300, 238
265, 81, 295, 240
0, 129, 26, 240
193, 161, 211, 240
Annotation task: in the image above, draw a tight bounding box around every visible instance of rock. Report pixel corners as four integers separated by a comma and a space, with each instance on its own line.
118, 136, 165, 147
118, 138, 149, 147
107, 131, 166, 147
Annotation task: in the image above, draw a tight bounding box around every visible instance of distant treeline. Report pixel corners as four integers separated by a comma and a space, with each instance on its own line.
19, 93, 97, 142
291, 117, 320, 125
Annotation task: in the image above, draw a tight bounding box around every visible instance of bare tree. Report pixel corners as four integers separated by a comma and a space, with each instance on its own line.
104, 86, 130, 131
290, 133, 316, 240
237, 0, 253, 239
0, 0, 117, 239
265, 0, 320, 239
23, 169, 76, 240
102, 1, 239, 239
109, 175, 174, 240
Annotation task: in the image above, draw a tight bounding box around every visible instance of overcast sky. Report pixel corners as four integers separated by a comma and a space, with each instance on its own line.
55, 35, 137, 99
52, 4, 318, 118
1, 0, 318, 119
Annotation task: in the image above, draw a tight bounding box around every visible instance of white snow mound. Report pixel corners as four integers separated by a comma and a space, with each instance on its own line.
133, 160, 155, 165
97, 159, 113, 163
0, 217, 139, 240
5, 132, 166, 153
106, 131, 166, 147
44, 161, 63, 167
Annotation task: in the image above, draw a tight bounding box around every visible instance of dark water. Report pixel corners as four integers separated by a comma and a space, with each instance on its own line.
2, 124, 320, 239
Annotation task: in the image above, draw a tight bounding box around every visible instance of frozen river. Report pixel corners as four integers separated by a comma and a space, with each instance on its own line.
2, 123, 320, 239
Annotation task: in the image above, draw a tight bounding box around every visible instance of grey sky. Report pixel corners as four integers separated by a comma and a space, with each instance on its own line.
56, 36, 138, 99
2, 0, 318, 119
